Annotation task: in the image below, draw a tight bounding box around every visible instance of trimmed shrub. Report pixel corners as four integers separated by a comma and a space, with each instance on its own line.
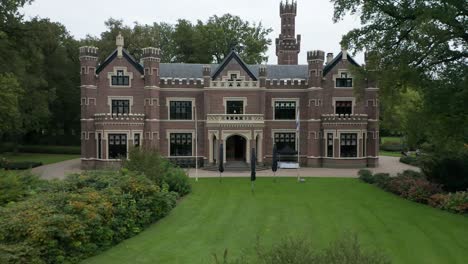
0, 170, 44, 206
387, 175, 442, 203
380, 141, 403, 152
421, 151, 468, 192
373, 173, 391, 189
0, 161, 43, 170
0, 170, 177, 263
358, 169, 374, 184
124, 148, 192, 196
399, 156, 419, 166
429, 191, 468, 214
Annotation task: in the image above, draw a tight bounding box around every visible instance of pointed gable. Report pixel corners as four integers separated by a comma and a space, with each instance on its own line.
96, 49, 144, 75
211, 51, 257, 81
323, 51, 360, 76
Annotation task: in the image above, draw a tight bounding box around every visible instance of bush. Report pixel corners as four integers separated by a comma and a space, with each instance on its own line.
0, 170, 44, 206
124, 148, 192, 196
387, 175, 442, 203
212, 234, 390, 264
397, 170, 424, 179
380, 141, 404, 152
0, 161, 43, 170
429, 191, 468, 214
373, 173, 391, 189
0, 170, 177, 263
17, 145, 81, 155
421, 151, 468, 192
399, 156, 419, 166
358, 169, 374, 184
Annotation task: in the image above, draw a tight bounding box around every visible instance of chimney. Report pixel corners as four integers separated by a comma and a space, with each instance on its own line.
341, 46, 348, 61
326, 53, 334, 64
142, 47, 161, 87
116, 32, 124, 58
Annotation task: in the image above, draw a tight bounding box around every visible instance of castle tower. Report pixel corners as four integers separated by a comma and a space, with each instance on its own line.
276, 0, 301, 65
307, 50, 325, 87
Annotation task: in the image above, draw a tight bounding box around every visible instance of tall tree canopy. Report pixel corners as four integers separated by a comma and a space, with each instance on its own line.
332, 0, 468, 153
86, 14, 272, 64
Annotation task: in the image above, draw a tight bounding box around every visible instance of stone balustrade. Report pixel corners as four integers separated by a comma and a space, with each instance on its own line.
210, 80, 259, 88
321, 114, 368, 122
206, 114, 264, 128
94, 113, 145, 121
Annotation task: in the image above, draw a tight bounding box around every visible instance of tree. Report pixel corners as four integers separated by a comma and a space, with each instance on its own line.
332, 0, 467, 152
0, 73, 23, 134
203, 14, 272, 64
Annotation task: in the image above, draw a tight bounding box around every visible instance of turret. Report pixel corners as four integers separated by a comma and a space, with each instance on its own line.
142, 47, 161, 87
307, 50, 325, 87
276, 0, 301, 65
79, 46, 98, 86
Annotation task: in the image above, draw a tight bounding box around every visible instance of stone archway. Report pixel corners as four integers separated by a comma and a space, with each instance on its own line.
226, 135, 247, 162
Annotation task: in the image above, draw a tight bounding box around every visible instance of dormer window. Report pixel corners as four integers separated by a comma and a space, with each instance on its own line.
336, 72, 353, 87
229, 74, 238, 81
111, 70, 130, 86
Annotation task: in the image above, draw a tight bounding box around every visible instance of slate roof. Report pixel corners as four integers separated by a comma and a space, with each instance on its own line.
160, 63, 310, 79
96, 49, 144, 75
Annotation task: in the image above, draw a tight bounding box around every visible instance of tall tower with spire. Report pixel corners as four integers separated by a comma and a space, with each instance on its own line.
276, 0, 301, 65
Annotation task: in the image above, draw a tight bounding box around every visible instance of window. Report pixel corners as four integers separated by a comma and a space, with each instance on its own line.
327, 133, 334, 157
336, 73, 353, 87
170, 101, 192, 120
229, 74, 238, 81
274, 133, 296, 154
226, 101, 244, 114
111, 70, 130, 86
111, 100, 130, 115
340, 133, 357, 157
97, 133, 102, 159
170, 133, 192, 156
108, 134, 127, 159
134, 134, 140, 147
335, 101, 352, 115
274, 101, 296, 120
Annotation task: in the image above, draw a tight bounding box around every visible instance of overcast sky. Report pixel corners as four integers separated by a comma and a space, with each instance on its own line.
21, 0, 363, 64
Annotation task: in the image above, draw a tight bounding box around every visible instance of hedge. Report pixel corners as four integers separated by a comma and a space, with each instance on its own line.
380, 141, 404, 152
399, 156, 419, 166
0, 144, 80, 155
0, 170, 178, 264
0, 161, 43, 170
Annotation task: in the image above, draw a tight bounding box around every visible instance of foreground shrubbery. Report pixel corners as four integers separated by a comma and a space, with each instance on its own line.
213, 234, 390, 264
0, 170, 45, 206
0, 171, 177, 264
399, 155, 419, 166
420, 151, 468, 192
358, 170, 467, 214
124, 148, 192, 196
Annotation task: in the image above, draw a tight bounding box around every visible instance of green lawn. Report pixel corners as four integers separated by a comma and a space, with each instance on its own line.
0, 153, 79, 165
83, 178, 468, 264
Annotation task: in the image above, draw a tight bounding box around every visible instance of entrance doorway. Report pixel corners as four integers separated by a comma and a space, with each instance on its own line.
226, 135, 246, 161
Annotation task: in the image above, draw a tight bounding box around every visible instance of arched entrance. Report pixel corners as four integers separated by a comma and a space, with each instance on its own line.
226, 135, 247, 162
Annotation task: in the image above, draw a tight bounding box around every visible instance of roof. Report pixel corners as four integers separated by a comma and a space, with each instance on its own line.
211, 50, 258, 81
323, 51, 360, 76
159, 63, 310, 79
96, 49, 144, 75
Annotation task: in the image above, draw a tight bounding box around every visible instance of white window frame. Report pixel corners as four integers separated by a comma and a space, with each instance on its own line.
332, 97, 355, 115
271, 129, 298, 151
223, 97, 247, 114
333, 69, 353, 89
108, 67, 134, 88
104, 130, 130, 160
107, 96, 134, 114
166, 97, 196, 121
272, 98, 300, 120
166, 130, 195, 157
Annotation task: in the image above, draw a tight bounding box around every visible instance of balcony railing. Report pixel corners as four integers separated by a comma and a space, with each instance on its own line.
321, 114, 368, 122
207, 114, 264, 127
210, 80, 259, 88
94, 113, 145, 122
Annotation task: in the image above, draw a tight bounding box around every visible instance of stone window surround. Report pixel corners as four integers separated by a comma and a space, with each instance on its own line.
166, 129, 195, 157
333, 69, 353, 89
107, 67, 133, 88
323, 129, 366, 159
223, 97, 248, 114
102, 130, 131, 160
332, 97, 356, 115
271, 129, 298, 151
166, 97, 196, 121
107, 96, 134, 114
272, 98, 300, 120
